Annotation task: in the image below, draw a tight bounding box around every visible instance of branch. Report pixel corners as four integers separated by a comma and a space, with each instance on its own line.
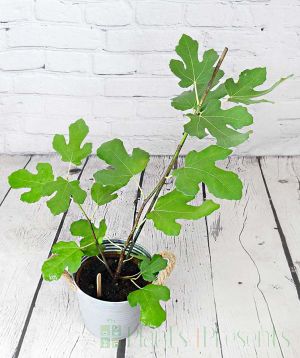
113, 47, 229, 280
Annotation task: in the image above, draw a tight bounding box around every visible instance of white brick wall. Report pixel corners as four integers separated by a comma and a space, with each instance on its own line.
0, 0, 299, 155
35, 0, 82, 23
85, 2, 132, 26
0, 50, 44, 70
46, 51, 89, 73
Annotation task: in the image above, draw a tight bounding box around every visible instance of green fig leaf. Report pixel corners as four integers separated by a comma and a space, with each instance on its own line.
53, 118, 92, 166
225, 68, 292, 105
171, 89, 197, 111
139, 254, 168, 282
44, 177, 86, 215
42, 241, 84, 281
8, 163, 54, 203
173, 145, 243, 199
147, 189, 220, 236
172, 83, 226, 111
91, 182, 118, 206
127, 284, 170, 328
70, 219, 107, 256
94, 139, 149, 189
184, 99, 253, 148
170, 34, 224, 89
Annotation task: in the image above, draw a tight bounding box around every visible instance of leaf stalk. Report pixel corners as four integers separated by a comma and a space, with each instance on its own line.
77, 203, 114, 278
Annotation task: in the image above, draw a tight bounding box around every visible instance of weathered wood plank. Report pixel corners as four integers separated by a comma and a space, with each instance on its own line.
19, 156, 140, 357
259, 157, 300, 283
4, 155, 300, 358
206, 157, 300, 357
126, 156, 223, 358
0, 155, 82, 357
0, 155, 31, 203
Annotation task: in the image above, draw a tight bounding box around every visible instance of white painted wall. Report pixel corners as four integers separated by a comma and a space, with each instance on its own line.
0, 0, 299, 155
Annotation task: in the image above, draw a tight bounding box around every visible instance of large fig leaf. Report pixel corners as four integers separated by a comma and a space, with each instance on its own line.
42, 241, 84, 281
70, 219, 107, 256
8, 163, 54, 203
94, 139, 149, 189
53, 118, 92, 165
44, 177, 86, 215
184, 99, 253, 148
173, 145, 242, 199
225, 68, 292, 105
139, 254, 168, 282
127, 284, 170, 328
147, 189, 219, 236
170, 34, 224, 88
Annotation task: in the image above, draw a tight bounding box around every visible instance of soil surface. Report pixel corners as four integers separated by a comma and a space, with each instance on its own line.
75, 253, 148, 302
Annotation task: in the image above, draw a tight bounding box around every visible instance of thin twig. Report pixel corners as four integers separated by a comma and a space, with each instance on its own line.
96, 255, 105, 265
77, 203, 114, 278
123, 255, 134, 263
130, 279, 142, 289
120, 272, 141, 280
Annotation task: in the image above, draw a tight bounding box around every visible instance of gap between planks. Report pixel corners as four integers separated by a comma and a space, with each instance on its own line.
204, 156, 300, 357
258, 157, 300, 300
116, 169, 145, 358
0, 155, 32, 207
125, 156, 223, 357
202, 183, 224, 358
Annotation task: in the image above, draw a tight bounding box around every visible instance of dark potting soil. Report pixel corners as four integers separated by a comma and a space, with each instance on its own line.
75, 253, 148, 302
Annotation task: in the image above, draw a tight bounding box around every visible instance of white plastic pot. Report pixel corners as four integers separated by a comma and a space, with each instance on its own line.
71, 240, 151, 340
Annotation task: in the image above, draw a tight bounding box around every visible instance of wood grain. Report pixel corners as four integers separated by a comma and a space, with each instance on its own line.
259, 157, 300, 277
206, 157, 300, 357
2, 155, 300, 358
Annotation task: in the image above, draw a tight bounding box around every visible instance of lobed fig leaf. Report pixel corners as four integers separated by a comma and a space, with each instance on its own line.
147, 189, 220, 236
53, 118, 92, 166
70, 219, 107, 256
170, 34, 224, 89
173, 145, 243, 199
8, 163, 54, 203
139, 254, 168, 282
94, 139, 149, 189
127, 284, 170, 328
44, 177, 87, 215
184, 99, 253, 148
225, 68, 292, 105
42, 241, 84, 281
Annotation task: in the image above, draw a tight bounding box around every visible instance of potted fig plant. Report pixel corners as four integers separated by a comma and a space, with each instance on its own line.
8, 34, 290, 340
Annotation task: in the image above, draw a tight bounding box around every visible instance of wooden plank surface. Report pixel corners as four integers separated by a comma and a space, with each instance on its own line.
0, 155, 30, 203
19, 156, 140, 358
206, 157, 300, 357
0, 155, 83, 357
1, 155, 300, 358
126, 156, 223, 358
259, 157, 300, 283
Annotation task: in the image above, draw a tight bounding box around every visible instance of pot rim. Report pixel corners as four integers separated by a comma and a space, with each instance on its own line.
73, 239, 151, 305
